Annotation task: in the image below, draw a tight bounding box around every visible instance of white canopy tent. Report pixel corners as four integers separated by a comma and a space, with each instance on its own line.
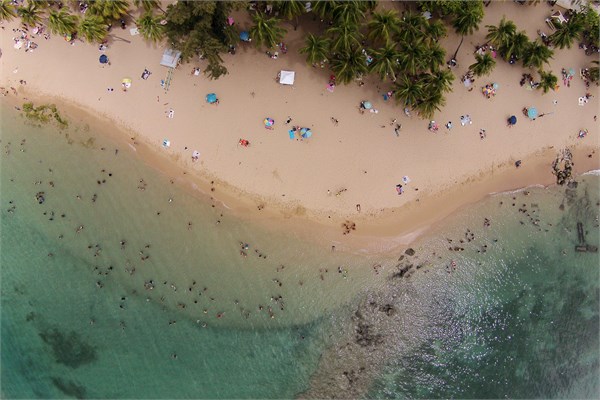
160, 49, 181, 68
279, 70, 295, 85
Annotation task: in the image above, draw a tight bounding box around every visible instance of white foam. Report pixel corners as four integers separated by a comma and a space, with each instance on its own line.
582, 169, 600, 176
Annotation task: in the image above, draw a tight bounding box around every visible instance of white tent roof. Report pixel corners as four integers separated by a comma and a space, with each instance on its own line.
160, 49, 181, 68
279, 70, 295, 85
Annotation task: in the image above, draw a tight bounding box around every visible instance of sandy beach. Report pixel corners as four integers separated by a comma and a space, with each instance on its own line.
1, 0, 598, 243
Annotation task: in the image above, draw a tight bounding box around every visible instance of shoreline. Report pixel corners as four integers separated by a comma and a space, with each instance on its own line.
1, 1, 598, 252
2, 93, 597, 255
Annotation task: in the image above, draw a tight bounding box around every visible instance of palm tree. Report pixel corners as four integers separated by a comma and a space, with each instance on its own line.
369, 43, 399, 81
589, 60, 599, 83
423, 69, 455, 94
137, 11, 164, 43
485, 16, 516, 48
424, 43, 446, 73
367, 9, 400, 46
311, 0, 339, 21
538, 70, 558, 93
327, 24, 362, 54
88, 0, 130, 22
523, 39, 553, 69
0, 0, 17, 22
423, 19, 447, 44
500, 30, 529, 61
331, 1, 364, 27
47, 9, 79, 36
78, 14, 107, 43
330, 47, 367, 85
299, 33, 330, 65
394, 75, 423, 108
249, 12, 286, 50
397, 41, 427, 76
397, 11, 426, 43
549, 18, 584, 49
469, 52, 496, 77
452, 1, 484, 36
275, 0, 304, 30
133, 0, 163, 13
416, 90, 445, 119
17, 2, 43, 27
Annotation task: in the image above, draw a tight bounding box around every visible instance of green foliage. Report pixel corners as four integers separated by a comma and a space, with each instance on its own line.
249, 12, 286, 49
485, 17, 516, 49
394, 75, 423, 109
47, 9, 78, 35
369, 43, 399, 81
133, 0, 162, 13
17, 2, 43, 27
538, 70, 558, 93
137, 11, 164, 43
299, 33, 330, 65
78, 15, 107, 43
0, 0, 17, 22
275, 0, 304, 29
327, 23, 362, 54
22, 102, 68, 128
88, 0, 130, 22
451, 0, 484, 36
469, 52, 496, 77
523, 39, 553, 69
499, 31, 529, 61
367, 9, 400, 46
330, 47, 367, 85
578, 6, 599, 47
549, 17, 584, 49
164, 1, 236, 77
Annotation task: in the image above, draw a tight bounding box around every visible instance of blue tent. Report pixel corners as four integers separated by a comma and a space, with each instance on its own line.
206, 93, 217, 104
240, 31, 250, 41
99, 54, 108, 64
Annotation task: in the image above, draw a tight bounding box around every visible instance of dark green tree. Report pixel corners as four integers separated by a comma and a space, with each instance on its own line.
88, 0, 130, 22
47, 9, 78, 35
330, 47, 367, 85
538, 70, 558, 93
17, 2, 43, 27
469, 52, 496, 77
275, 0, 304, 30
367, 9, 400, 45
394, 75, 423, 108
485, 16, 516, 48
78, 14, 107, 43
452, 0, 484, 36
549, 18, 584, 49
137, 11, 164, 43
327, 23, 362, 54
369, 43, 400, 81
523, 39, 553, 69
249, 12, 286, 49
499, 30, 529, 61
299, 33, 330, 65
0, 0, 17, 22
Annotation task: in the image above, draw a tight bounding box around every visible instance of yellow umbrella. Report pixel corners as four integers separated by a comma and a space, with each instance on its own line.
122, 78, 132, 88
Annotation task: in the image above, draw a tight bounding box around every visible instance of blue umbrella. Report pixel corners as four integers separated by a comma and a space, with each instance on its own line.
527, 107, 538, 119
240, 31, 250, 41
206, 93, 217, 104
508, 115, 517, 125
300, 128, 312, 138
99, 54, 108, 64
362, 101, 372, 110
492, 82, 499, 89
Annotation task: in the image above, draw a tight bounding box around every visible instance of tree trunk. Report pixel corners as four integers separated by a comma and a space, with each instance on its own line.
452, 35, 465, 62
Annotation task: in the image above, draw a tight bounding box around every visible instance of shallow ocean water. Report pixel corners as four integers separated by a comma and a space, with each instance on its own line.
1, 103, 598, 398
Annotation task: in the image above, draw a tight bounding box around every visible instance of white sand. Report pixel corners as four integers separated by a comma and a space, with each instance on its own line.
1, 1, 598, 241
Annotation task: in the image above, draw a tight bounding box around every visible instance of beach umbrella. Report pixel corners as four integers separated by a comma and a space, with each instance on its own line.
508, 115, 517, 125
300, 128, 312, 138
568, 68, 575, 77
264, 118, 274, 127
527, 107, 538, 119
122, 77, 132, 88
99, 54, 108, 64
362, 101, 372, 110
240, 31, 250, 41
492, 82, 499, 89
206, 93, 217, 104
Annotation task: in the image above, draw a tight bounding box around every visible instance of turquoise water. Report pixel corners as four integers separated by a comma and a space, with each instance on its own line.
2, 103, 598, 398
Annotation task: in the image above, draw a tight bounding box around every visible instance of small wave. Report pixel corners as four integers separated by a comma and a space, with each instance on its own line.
490, 184, 546, 196
582, 169, 600, 176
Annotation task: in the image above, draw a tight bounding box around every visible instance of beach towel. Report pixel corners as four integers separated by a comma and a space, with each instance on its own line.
288, 130, 295, 140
